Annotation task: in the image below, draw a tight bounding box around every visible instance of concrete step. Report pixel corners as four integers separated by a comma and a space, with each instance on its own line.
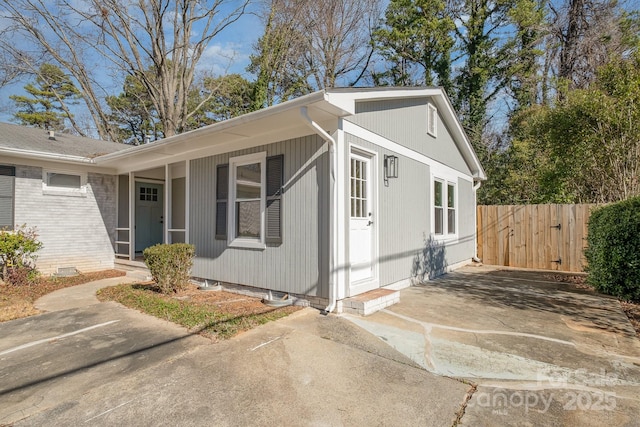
339, 288, 400, 316
115, 259, 152, 281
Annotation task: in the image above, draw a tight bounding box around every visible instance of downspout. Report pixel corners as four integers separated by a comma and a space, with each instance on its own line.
300, 106, 338, 314
472, 179, 482, 263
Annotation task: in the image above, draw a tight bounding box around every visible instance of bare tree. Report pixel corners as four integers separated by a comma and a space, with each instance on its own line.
549, 0, 627, 94
301, 0, 382, 88
250, 0, 382, 96
0, 0, 249, 140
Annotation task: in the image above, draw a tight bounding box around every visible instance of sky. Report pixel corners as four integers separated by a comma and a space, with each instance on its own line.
0, 3, 265, 131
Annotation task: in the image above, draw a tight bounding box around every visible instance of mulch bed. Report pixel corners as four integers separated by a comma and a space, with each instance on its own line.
164, 283, 301, 318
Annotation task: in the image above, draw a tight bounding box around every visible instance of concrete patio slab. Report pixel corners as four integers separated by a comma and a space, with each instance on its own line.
343, 266, 640, 426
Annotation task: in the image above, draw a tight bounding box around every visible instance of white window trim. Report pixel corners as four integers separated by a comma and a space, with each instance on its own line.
431, 176, 458, 242
427, 103, 437, 137
42, 169, 87, 197
227, 151, 267, 250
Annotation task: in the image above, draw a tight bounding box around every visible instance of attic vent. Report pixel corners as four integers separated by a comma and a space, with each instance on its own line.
48, 130, 56, 140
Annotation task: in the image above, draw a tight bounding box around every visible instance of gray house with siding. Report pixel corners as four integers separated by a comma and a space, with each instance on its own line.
0, 88, 485, 313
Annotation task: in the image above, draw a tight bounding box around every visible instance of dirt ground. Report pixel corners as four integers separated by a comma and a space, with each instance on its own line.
544, 272, 640, 338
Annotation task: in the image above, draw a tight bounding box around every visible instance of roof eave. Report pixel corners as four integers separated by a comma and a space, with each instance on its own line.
95, 90, 336, 165
0, 146, 96, 165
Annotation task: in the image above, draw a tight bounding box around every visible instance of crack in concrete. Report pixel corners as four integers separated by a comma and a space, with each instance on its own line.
451, 382, 478, 427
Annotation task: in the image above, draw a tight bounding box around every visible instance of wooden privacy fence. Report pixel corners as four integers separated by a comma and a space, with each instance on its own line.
477, 204, 599, 273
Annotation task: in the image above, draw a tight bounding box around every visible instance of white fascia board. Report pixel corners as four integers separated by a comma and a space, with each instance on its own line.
325, 87, 442, 115
0, 146, 95, 164
0, 147, 122, 175
430, 93, 487, 181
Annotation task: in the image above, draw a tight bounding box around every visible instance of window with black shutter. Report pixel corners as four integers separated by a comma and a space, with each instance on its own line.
217, 154, 283, 245
0, 165, 16, 230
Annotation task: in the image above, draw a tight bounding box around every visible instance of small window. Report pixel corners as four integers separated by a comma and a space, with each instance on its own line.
43, 170, 86, 196
350, 157, 368, 218
447, 183, 456, 234
139, 186, 159, 202
434, 180, 443, 235
427, 103, 437, 137
47, 172, 81, 189
434, 178, 456, 237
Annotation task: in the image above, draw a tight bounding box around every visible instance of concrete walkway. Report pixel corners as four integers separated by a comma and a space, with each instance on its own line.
35, 275, 138, 312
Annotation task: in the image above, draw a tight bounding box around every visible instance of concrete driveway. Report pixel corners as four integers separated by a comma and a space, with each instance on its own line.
345, 266, 640, 426
0, 279, 469, 426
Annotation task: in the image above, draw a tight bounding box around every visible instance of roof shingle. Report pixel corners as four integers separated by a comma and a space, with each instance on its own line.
0, 122, 129, 158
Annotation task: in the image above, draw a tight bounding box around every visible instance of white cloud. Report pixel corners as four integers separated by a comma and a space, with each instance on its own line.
198, 42, 250, 76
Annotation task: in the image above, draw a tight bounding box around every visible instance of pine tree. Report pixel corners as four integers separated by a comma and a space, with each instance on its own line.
10, 63, 80, 131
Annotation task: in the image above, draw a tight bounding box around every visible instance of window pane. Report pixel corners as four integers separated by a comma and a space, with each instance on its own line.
236, 201, 260, 238
435, 207, 443, 234
434, 181, 442, 207
48, 173, 81, 189
236, 163, 261, 199
448, 208, 456, 234
448, 184, 455, 208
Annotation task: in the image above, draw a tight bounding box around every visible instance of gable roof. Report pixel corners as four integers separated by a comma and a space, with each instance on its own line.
0, 122, 128, 162
0, 88, 485, 180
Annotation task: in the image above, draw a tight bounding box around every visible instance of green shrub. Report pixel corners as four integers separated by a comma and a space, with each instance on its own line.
0, 225, 43, 284
143, 243, 195, 294
584, 197, 640, 301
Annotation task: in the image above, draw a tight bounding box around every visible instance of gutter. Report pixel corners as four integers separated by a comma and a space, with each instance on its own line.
0, 147, 96, 164
472, 179, 482, 263
300, 106, 338, 314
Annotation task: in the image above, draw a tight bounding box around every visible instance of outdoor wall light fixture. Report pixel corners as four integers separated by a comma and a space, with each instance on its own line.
384, 154, 398, 186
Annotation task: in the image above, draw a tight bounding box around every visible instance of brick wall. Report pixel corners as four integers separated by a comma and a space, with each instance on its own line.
14, 165, 116, 274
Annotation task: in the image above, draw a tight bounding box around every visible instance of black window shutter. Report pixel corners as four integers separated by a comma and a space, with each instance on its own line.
215, 164, 228, 239
0, 166, 15, 230
266, 155, 283, 244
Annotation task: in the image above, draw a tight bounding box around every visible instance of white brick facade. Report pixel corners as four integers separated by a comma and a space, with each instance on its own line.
13, 165, 116, 274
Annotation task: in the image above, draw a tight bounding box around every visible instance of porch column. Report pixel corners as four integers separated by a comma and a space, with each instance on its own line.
128, 171, 135, 260
164, 164, 171, 244
185, 160, 190, 244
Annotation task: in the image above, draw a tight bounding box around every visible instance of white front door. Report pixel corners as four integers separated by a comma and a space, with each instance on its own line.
349, 151, 375, 286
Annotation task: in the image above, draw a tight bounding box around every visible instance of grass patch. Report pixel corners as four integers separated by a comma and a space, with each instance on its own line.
97, 283, 301, 341
0, 270, 126, 322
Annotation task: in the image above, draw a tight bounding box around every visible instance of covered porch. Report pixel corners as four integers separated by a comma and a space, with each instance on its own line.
115, 161, 189, 261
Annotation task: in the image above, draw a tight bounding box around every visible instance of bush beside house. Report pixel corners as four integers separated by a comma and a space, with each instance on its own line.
143, 243, 195, 294
585, 197, 640, 301
0, 225, 43, 285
